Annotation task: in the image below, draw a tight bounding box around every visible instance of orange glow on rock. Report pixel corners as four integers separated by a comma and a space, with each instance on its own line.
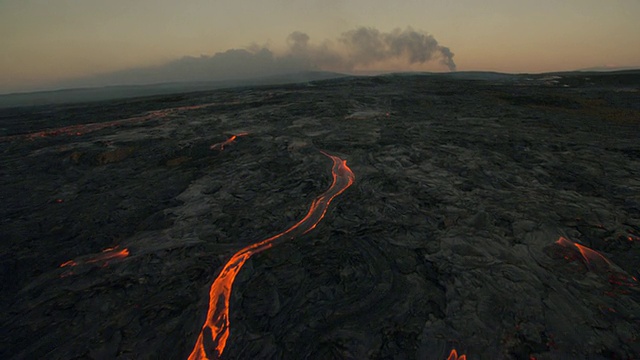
608, 272, 638, 288
209, 132, 248, 151
86, 247, 130, 265
555, 236, 611, 268
555, 236, 638, 290
447, 349, 467, 360
0, 103, 218, 142
59, 246, 130, 270
188, 151, 355, 360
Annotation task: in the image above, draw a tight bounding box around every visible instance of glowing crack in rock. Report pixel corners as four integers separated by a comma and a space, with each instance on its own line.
0, 103, 218, 141
60, 245, 130, 275
188, 151, 355, 360
86, 246, 130, 265
447, 349, 467, 360
209, 132, 249, 151
555, 236, 611, 270
555, 236, 637, 289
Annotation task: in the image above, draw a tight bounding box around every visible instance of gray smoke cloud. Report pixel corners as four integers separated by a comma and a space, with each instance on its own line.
279, 26, 457, 72
58, 27, 455, 88
338, 27, 456, 70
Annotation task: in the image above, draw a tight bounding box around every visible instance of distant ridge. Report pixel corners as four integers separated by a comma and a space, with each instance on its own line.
2, 68, 639, 109
576, 66, 640, 72
0, 71, 347, 108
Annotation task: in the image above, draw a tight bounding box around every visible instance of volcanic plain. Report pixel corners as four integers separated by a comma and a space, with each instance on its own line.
1, 72, 639, 359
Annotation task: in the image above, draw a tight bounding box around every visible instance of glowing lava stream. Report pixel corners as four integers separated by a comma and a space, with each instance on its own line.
555, 236, 611, 268
209, 132, 248, 151
447, 349, 467, 360
188, 151, 355, 360
60, 246, 130, 269
1, 103, 218, 142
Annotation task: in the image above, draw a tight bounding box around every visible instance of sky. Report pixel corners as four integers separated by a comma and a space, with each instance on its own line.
1, 0, 639, 93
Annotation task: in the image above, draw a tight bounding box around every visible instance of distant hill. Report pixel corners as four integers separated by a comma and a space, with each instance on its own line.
0, 71, 347, 109
577, 66, 640, 72
2, 68, 639, 109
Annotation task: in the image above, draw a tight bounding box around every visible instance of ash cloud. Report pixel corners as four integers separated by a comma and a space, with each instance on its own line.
338, 27, 456, 71
59, 27, 455, 88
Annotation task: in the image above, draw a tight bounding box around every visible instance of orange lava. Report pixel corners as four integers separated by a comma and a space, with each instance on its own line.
60, 246, 130, 269
209, 132, 248, 151
447, 349, 467, 360
188, 151, 355, 360
555, 236, 611, 268
1, 103, 217, 142
87, 247, 130, 265
555, 237, 638, 291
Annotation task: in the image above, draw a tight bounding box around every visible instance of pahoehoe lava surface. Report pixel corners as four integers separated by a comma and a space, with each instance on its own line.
1, 72, 639, 359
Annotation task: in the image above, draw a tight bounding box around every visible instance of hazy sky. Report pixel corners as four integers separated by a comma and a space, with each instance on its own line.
1, 0, 639, 93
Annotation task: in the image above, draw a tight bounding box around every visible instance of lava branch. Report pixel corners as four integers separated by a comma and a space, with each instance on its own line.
60, 245, 130, 267
554, 236, 638, 288
1, 103, 217, 142
209, 132, 248, 151
447, 349, 467, 360
60, 246, 130, 271
188, 151, 355, 360
555, 236, 611, 269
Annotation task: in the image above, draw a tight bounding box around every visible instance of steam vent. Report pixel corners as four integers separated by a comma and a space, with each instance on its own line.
1, 71, 639, 359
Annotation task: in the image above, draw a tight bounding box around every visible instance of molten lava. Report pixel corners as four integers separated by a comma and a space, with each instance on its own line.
1, 103, 217, 142
60, 246, 130, 270
555, 236, 638, 290
209, 132, 248, 151
188, 151, 355, 360
87, 247, 130, 265
59, 260, 77, 268
447, 349, 467, 360
555, 236, 611, 270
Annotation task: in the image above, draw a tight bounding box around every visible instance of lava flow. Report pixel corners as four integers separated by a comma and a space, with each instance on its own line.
188, 151, 355, 360
447, 349, 467, 360
60, 245, 130, 272
0, 102, 216, 142
555, 236, 611, 270
555, 236, 638, 289
209, 132, 248, 151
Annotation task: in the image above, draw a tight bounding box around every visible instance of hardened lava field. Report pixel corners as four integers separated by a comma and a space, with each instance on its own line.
1, 72, 639, 359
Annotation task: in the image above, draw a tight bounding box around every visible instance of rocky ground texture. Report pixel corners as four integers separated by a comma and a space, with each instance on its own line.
1, 71, 639, 359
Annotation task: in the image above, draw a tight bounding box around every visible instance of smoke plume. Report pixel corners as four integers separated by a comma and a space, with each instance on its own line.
338, 27, 456, 71
59, 27, 456, 88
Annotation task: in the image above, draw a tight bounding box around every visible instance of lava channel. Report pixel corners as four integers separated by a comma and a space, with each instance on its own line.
60, 245, 130, 276
209, 132, 248, 151
447, 349, 467, 360
188, 151, 355, 360
555, 236, 612, 270
555, 236, 638, 290
0, 102, 216, 141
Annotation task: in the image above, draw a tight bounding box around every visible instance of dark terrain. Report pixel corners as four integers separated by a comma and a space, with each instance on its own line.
1, 71, 639, 359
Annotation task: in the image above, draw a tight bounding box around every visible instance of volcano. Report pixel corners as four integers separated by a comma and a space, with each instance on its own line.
1, 71, 639, 359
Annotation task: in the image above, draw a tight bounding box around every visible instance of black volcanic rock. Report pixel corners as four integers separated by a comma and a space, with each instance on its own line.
1, 72, 639, 360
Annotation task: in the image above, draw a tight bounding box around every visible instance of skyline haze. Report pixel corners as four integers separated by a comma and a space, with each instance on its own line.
1, 0, 639, 94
